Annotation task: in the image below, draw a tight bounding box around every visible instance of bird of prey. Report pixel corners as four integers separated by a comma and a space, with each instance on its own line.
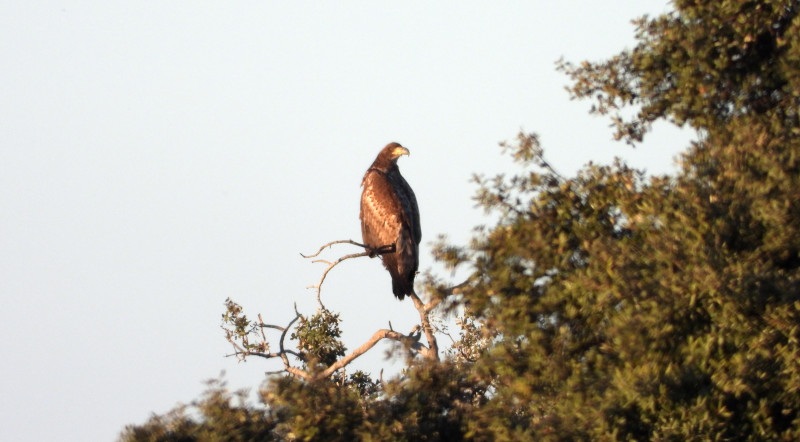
360, 142, 421, 300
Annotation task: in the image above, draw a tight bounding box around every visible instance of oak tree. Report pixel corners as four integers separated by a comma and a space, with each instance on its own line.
121, 1, 800, 439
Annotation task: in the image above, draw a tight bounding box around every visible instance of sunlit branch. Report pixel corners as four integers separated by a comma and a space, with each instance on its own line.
224, 240, 473, 379
408, 291, 439, 361
316, 326, 427, 380
302, 239, 394, 309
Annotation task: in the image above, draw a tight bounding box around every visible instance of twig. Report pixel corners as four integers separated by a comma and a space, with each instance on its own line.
226, 350, 299, 360
235, 325, 428, 381
300, 240, 370, 259
306, 250, 370, 310
259, 324, 285, 331
257, 314, 268, 343
278, 307, 302, 369
224, 305, 305, 372
302, 239, 395, 309
226, 243, 474, 379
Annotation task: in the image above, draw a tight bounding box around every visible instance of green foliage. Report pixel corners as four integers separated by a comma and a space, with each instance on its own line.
559, 0, 799, 144
221, 298, 269, 354
262, 376, 364, 441
292, 309, 346, 369
124, 1, 800, 439
364, 362, 482, 441
120, 379, 276, 442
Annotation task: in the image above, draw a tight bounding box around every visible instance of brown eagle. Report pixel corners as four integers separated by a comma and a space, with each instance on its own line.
360, 142, 421, 300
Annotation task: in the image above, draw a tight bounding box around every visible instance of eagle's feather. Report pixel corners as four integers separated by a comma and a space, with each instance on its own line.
360, 142, 421, 300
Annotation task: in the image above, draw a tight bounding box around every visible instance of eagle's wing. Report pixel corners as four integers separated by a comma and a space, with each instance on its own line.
360, 170, 405, 252
393, 173, 421, 245
361, 169, 419, 298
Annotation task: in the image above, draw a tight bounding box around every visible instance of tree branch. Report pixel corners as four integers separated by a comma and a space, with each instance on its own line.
315, 326, 425, 380
302, 239, 395, 309
224, 241, 470, 380
300, 239, 456, 363
408, 292, 440, 361
224, 304, 305, 374
300, 239, 372, 259
277, 306, 302, 370
230, 324, 427, 382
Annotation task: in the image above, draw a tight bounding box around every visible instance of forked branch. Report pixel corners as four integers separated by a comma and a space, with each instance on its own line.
227, 315, 428, 381
224, 303, 304, 373
302, 239, 394, 310
223, 239, 457, 380
300, 239, 392, 259
316, 325, 429, 379
301, 239, 442, 362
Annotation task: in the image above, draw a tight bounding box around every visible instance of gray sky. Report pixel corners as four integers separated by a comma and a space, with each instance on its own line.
0, 2, 691, 440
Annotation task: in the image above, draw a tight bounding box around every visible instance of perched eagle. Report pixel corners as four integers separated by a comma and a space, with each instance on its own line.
360, 142, 421, 300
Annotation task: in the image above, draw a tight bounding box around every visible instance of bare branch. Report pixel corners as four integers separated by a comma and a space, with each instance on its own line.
234, 324, 427, 381
306, 250, 369, 310
408, 291, 440, 361
302, 239, 395, 309
223, 242, 473, 380
259, 324, 285, 332
226, 350, 282, 360
278, 310, 302, 369
286, 366, 311, 380
224, 305, 306, 376
257, 313, 268, 343
315, 327, 426, 380
300, 241, 471, 365
423, 297, 443, 314
300, 240, 370, 259
446, 278, 472, 296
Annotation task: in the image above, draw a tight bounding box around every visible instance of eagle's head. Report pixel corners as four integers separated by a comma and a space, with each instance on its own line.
385, 142, 410, 161
371, 142, 410, 170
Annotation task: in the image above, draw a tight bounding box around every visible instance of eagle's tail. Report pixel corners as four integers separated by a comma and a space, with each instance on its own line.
382, 245, 416, 300
391, 275, 412, 300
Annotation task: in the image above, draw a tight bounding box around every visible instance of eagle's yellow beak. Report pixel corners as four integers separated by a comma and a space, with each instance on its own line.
392, 146, 410, 157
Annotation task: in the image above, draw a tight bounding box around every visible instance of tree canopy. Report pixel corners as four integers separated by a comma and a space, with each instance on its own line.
121, 1, 800, 440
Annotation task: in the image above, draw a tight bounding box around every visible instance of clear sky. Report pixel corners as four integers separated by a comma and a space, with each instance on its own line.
0, 2, 692, 440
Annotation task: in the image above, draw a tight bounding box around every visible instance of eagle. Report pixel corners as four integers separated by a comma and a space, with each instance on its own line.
360, 142, 421, 300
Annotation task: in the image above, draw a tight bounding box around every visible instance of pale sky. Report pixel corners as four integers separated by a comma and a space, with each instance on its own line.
0, 2, 691, 440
